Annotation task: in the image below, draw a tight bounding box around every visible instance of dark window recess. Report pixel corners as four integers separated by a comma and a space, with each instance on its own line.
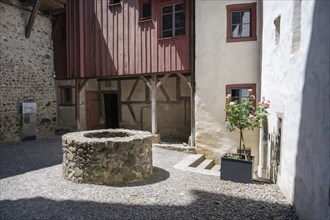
161, 3, 185, 38
110, 0, 120, 5
61, 26, 66, 42
60, 87, 73, 105
231, 88, 250, 104
141, 2, 151, 20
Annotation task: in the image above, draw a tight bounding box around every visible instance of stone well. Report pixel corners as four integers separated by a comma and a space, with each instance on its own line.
62, 129, 153, 185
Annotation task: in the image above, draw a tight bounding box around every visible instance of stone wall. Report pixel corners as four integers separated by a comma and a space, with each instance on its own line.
261, 0, 329, 219
62, 129, 153, 185
0, 0, 57, 142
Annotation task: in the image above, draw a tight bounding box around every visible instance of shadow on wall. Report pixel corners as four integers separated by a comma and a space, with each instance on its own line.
0, 137, 62, 179
294, 0, 330, 219
0, 190, 297, 219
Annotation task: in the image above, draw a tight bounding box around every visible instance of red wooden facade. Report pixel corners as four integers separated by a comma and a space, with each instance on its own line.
52, 13, 67, 79
57, 0, 191, 79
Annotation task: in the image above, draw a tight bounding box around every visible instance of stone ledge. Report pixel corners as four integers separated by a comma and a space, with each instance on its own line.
153, 143, 196, 154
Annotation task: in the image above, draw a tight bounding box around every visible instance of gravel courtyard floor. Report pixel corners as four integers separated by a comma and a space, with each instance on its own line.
0, 136, 298, 220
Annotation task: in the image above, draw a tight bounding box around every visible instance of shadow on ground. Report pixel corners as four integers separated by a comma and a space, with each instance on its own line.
123, 166, 170, 187
0, 137, 170, 186
0, 137, 62, 179
0, 190, 297, 220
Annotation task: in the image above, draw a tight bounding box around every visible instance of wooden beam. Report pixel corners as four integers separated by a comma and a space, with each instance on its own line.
22, 0, 35, 7
50, 8, 65, 16
25, 0, 41, 38
78, 79, 88, 93
156, 73, 171, 88
176, 72, 192, 89
139, 76, 152, 90
127, 79, 139, 102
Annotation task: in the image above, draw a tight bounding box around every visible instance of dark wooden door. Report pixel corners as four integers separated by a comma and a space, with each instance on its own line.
104, 93, 119, 129
86, 91, 100, 130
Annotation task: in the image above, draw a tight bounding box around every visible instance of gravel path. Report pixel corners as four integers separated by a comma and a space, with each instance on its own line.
0, 137, 298, 220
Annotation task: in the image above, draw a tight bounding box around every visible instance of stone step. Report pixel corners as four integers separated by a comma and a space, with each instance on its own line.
188, 154, 206, 168
174, 154, 220, 176
196, 159, 215, 170
211, 164, 221, 172
174, 154, 205, 170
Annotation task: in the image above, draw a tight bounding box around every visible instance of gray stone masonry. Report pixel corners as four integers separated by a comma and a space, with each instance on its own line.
0, 0, 57, 142
62, 129, 153, 185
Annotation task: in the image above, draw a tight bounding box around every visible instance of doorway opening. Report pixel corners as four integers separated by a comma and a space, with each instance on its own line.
104, 93, 119, 129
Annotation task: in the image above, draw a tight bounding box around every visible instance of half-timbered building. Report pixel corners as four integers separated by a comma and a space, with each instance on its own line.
54, 0, 194, 143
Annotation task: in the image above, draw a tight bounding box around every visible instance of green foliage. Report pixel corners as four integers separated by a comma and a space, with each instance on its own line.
224, 91, 269, 132
224, 90, 270, 159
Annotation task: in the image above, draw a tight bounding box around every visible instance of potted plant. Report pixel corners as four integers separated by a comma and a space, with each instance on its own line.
220, 89, 270, 183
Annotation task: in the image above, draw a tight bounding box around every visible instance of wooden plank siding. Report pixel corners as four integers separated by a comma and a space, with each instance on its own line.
52, 13, 67, 79
64, 0, 191, 79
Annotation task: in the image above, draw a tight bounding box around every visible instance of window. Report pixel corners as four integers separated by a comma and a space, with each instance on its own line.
226, 3, 257, 42
140, 0, 151, 21
226, 84, 256, 106
109, 0, 120, 6
60, 87, 73, 106
274, 16, 281, 45
161, 2, 186, 38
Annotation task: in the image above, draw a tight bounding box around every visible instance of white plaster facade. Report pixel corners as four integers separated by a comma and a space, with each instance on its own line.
194, 0, 261, 167
260, 0, 329, 219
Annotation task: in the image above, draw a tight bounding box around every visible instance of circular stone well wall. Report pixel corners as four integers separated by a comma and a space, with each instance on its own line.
62, 129, 153, 185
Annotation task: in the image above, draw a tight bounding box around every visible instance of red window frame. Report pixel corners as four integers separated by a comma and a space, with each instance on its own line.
158, 0, 189, 40
139, 0, 152, 21
226, 3, 257, 43
226, 83, 257, 106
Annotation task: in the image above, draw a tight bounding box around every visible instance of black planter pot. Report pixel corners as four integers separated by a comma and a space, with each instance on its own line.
220, 155, 253, 183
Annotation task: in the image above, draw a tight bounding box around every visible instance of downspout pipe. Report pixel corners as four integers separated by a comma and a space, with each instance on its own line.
190, 0, 196, 147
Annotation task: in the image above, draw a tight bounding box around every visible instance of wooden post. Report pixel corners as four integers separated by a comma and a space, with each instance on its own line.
151, 75, 157, 134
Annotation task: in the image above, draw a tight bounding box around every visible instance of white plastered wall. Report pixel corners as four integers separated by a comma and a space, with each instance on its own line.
261, 0, 329, 219
195, 0, 261, 167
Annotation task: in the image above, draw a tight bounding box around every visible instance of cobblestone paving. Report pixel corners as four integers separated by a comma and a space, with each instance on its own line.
0, 137, 298, 220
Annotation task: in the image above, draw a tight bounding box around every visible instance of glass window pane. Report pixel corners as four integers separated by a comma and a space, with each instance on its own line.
175, 11, 185, 28
162, 30, 172, 38
231, 89, 240, 101
232, 12, 241, 25
241, 89, 249, 97
112, 0, 120, 4
162, 5, 172, 14
162, 14, 173, 30
231, 24, 240, 37
142, 2, 151, 18
242, 11, 250, 24
175, 3, 185, 11
241, 24, 250, 37
175, 28, 185, 36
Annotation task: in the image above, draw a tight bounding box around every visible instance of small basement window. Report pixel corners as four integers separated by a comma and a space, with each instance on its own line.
60, 87, 74, 106
226, 84, 256, 106
161, 2, 186, 38
140, 0, 152, 21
